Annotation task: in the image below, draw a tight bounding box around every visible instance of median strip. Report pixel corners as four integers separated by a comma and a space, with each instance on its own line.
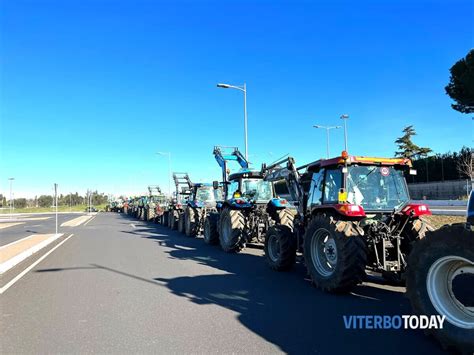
0, 233, 64, 274
0, 222, 25, 230
61, 214, 95, 227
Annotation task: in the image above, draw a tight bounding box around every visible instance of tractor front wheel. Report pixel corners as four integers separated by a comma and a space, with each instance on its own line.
170, 210, 179, 230
185, 207, 198, 237
178, 213, 185, 233
304, 215, 366, 293
264, 225, 296, 271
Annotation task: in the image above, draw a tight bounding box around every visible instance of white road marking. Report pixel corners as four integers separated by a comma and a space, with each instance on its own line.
61, 215, 93, 227
0, 235, 37, 250
0, 234, 64, 274
0, 222, 24, 230
131, 224, 136, 229
0, 234, 74, 295
83, 214, 97, 226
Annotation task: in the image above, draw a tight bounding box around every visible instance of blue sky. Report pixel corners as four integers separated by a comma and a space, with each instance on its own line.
1, 0, 472, 198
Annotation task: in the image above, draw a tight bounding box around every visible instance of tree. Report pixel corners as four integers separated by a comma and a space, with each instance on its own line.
37, 195, 53, 208
457, 148, 474, 189
395, 125, 432, 159
14, 198, 27, 209
445, 49, 474, 114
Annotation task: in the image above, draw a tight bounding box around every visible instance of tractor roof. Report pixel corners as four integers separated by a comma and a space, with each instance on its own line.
229, 169, 264, 181
193, 182, 213, 188
304, 153, 412, 172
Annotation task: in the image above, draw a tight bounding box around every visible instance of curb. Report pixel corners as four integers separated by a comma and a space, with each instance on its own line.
0, 233, 64, 274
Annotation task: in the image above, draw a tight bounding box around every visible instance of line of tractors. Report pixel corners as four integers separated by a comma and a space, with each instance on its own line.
108, 146, 473, 354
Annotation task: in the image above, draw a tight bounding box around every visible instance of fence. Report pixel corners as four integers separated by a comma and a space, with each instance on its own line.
408, 179, 471, 200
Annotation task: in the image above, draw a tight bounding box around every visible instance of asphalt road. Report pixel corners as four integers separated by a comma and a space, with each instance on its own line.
0, 213, 445, 354
0, 213, 85, 246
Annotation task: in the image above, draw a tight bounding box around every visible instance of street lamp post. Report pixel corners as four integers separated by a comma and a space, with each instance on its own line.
8, 178, 14, 215
313, 125, 342, 158
217, 83, 248, 160
157, 152, 172, 197
340, 114, 349, 152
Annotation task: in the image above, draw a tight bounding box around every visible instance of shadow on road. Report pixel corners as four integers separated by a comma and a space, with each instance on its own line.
121, 215, 442, 354
36, 213, 443, 354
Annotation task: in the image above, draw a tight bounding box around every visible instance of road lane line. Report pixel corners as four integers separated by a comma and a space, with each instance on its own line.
0, 235, 37, 250
83, 214, 97, 226
0, 222, 24, 230
61, 215, 92, 227
0, 234, 74, 295
0, 234, 64, 274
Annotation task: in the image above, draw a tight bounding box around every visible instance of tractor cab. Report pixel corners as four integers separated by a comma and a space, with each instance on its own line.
304, 153, 430, 218
188, 183, 223, 208
225, 169, 275, 207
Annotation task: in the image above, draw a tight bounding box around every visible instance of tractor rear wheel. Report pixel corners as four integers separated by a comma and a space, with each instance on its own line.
204, 213, 219, 245
304, 215, 366, 293
219, 208, 245, 253
170, 210, 179, 230
147, 207, 156, 221
178, 213, 185, 233
185, 207, 198, 237
264, 225, 296, 271
406, 224, 474, 354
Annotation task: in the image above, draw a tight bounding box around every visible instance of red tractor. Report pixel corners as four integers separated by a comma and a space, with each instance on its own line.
262, 152, 433, 292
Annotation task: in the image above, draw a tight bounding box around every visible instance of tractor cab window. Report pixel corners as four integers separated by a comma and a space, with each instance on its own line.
195, 187, 214, 202
213, 188, 223, 201
323, 169, 342, 203
310, 169, 325, 206
346, 166, 409, 211
227, 180, 239, 200
241, 178, 273, 202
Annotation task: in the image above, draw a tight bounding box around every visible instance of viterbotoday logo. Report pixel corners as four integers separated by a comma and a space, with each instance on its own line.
343, 315, 446, 330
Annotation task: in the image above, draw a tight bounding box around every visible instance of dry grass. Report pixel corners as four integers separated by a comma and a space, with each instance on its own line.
422, 215, 466, 230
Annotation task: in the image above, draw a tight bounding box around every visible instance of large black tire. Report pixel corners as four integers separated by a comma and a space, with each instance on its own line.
303, 215, 367, 293
170, 210, 179, 230
185, 207, 198, 237
204, 213, 219, 245
178, 213, 185, 233
275, 208, 295, 228
264, 225, 296, 271
406, 224, 474, 354
219, 208, 245, 253
147, 207, 156, 221
162, 211, 169, 226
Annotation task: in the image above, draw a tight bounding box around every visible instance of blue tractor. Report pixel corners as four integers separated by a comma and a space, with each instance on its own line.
203, 146, 294, 252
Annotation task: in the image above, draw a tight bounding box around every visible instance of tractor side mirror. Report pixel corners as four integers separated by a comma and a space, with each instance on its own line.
213, 181, 219, 190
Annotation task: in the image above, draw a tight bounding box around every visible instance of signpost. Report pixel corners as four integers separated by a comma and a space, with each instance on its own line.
54, 183, 58, 234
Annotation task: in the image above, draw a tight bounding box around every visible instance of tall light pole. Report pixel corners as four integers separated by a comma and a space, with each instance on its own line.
217, 83, 248, 160
157, 152, 172, 197
313, 125, 342, 158
8, 178, 14, 215
340, 114, 349, 152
